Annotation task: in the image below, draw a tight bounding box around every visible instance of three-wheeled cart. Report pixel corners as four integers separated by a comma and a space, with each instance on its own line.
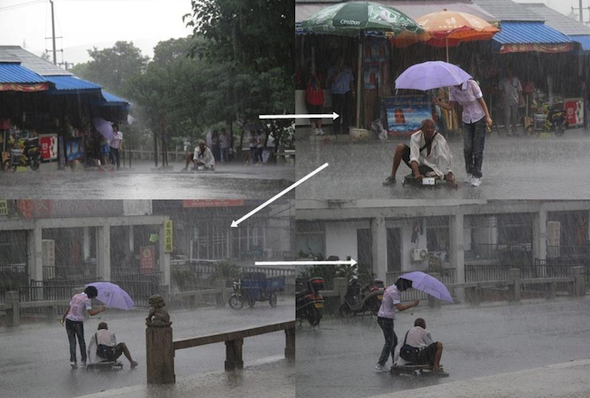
229, 272, 285, 309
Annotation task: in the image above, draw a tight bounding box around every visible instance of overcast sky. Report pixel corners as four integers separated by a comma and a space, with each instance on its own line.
0, 0, 194, 64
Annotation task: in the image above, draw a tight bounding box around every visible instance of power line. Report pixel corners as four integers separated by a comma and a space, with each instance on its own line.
0, 0, 45, 12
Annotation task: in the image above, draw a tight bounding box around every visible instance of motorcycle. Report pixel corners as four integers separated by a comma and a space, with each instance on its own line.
296, 277, 325, 327
525, 103, 567, 137
339, 277, 384, 317
2, 137, 41, 172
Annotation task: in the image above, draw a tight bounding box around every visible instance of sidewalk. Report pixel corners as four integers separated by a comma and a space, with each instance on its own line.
77, 357, 295, 398
36, 159, 294, 180
375, 359, 590, 398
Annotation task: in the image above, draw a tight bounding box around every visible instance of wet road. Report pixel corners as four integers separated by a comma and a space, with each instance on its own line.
296, 130, 590, 200
0, 162, 294, 200
0, 298, 294, 398
296, 297, 590, 398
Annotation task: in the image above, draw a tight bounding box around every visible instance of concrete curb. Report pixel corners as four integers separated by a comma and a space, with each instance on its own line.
373, 358, 590, 398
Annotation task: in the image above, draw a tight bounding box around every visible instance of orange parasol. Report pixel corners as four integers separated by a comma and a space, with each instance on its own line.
416, 9, 500, 61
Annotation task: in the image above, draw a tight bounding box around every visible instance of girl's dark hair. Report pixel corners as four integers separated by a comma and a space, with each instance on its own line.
84, 286, 98, 298
395, 278, 412, 292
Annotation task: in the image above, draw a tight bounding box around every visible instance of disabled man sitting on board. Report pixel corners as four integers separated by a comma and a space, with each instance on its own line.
383, 119, 457, 188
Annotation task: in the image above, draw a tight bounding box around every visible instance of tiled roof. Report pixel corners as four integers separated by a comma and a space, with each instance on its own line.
521, 3, 590, 36
473, 0, 544, 22
0, 46, 73, 76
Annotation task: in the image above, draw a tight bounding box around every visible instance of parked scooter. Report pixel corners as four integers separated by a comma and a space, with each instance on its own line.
296, 277, 325, 327
339, 276, 384, 317
2, 137, 41, 172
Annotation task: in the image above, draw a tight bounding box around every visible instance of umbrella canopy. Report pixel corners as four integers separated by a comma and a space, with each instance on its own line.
92, 118, 114, 141
398, 271, 454, 303
85, 282, 134, 310
395, 61, 472, 91
416, 9, 499, 47
300, 1, 424, 37
301, 2, 425, 129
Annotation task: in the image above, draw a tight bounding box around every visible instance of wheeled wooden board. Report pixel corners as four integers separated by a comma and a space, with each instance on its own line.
86, 360, 124, 371
402, 174, 444, 187
391, 364, 449, 377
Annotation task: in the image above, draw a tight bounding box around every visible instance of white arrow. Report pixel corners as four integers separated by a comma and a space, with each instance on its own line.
259, 112, 339, 120
255, 259, 358, 266
231, 162, 329, 228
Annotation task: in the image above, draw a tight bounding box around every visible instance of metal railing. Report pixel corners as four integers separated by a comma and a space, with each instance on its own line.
146, 320, 295, 384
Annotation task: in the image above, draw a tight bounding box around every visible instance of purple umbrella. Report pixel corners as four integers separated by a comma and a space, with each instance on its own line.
92, 118, 114, 140
85, 282, 134, 310
398, 271, 454, 303
395, 61, 472, 91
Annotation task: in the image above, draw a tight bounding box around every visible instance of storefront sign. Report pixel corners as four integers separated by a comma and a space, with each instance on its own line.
140, 246, 155, 272
383, 95, 432, 135
182, 199, 245, 208
564, 98, 584, 127
39, 134, 57, 161
0, 83, 49, 92
66, 137, 84, 162
499, 43, 573, 54
164, 220, 173, 253
0, 200, 7, 216
16, 200, 52, 219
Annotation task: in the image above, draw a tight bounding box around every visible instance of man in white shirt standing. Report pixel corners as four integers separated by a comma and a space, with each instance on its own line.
87, 322, 138, 368
109, 123, 123, 169
60, 286, 105, 368
375, 278, 419, 372
499, 67, 523, 137
383, 119, 456, 188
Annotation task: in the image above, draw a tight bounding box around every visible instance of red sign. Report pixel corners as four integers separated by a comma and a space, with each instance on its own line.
140, 246, 155, 273
0, 83, 49, 92
499, 43, 573, 54
182, 200, 244, 208
39, 134, 58, 161
564, 99, 583, 127
16, 200, 53, 219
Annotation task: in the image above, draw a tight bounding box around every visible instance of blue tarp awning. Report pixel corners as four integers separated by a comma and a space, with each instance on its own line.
492, 22, 574, 53
45, 75, 102, 93
570, 35, 590, 51
0, 63, 47, 84
101, 90, 131, 107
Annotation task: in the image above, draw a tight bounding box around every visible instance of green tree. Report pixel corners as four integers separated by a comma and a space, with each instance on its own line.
73, 41, 149, 95
184, 0, 295, 153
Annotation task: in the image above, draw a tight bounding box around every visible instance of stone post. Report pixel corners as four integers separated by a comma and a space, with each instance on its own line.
216, 279, 228, 308
145, 295, 175, 384
6, 291, 20, 327
333, 277, 348, 305
428, 273, 442, 309
225, 338, 244, 370
285, 327, 295, 360
450, 213, 465, 302
572, 266, 586, 297
509, 268, 521, 302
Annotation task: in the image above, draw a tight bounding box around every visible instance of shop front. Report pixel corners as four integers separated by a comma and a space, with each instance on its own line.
0, 46, 130, 172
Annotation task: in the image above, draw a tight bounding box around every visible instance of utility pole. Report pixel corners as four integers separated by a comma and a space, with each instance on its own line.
580, 0, 584, 24
50, 0, 57, 65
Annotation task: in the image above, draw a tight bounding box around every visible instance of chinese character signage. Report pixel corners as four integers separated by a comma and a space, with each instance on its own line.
164, 220, 173, 253
182, 199, 244, 208
140, 246, 155, 272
